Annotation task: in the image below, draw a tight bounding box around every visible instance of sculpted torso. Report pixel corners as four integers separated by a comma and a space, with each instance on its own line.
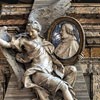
20, 38, 53, 73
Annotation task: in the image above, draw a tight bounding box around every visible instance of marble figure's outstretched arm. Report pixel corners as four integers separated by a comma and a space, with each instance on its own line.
0, 38, 11, 48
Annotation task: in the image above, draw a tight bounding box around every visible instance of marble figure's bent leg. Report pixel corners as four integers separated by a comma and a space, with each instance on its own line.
32, 72, 74, 100
64, 65, 77, 87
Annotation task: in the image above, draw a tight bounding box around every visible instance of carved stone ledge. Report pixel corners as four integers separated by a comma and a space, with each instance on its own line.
1, 4, 32, 16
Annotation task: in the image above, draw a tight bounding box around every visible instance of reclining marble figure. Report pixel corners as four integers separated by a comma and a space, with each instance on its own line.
0, 19, 77, 100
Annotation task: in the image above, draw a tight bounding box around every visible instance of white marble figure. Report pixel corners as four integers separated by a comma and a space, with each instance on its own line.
0, 19, 77, 100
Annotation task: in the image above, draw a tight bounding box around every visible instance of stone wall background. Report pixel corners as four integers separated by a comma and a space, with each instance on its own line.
0, 2, 100, 100
67, 3, 100, 100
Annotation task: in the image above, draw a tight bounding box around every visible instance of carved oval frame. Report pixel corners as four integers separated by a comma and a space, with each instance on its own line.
47, 16, 85, 65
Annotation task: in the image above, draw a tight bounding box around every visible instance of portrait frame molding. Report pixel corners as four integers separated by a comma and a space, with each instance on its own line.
47, 16, 85, 65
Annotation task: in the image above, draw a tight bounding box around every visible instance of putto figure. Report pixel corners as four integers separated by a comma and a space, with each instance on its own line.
0, 19, 77, 100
